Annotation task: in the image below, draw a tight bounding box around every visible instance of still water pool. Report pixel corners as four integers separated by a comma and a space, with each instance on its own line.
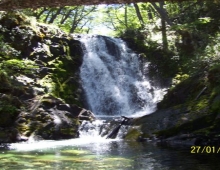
0, 137, 219, 170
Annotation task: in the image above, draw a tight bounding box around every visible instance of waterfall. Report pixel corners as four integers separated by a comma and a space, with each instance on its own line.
78, 35, 164, 117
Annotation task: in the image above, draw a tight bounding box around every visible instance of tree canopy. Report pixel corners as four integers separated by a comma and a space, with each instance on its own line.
1, 0, 220, 81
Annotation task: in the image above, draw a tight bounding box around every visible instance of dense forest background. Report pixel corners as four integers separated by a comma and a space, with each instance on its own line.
17, 1, 220, 84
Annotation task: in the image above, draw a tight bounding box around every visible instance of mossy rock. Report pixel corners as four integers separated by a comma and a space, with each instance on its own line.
0, 11, 84, 142
211, 95, 220, 114
0, 128, 19, 143
154, 113, 217, 138
124, 126, 142, 140
157, 73, 208, 109
0, 112, 16, 127
36, 123, 79, 140
0, 95, 20, 127
40, 94, 64, 108
208, 64, 220, 86
60, 126, 79, 138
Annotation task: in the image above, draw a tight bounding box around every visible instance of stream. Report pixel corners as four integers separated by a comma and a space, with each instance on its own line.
1, 129, 220, 170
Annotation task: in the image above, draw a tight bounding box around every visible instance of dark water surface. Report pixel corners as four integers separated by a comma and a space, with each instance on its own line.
0, 138, 219, 170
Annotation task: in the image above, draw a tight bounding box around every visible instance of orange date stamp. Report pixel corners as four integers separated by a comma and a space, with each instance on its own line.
191, 146, 220, 154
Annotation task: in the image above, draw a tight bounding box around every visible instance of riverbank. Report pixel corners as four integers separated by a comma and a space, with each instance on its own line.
127, 67, 220, 146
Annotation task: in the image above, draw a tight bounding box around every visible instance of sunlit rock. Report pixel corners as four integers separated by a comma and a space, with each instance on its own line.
0, 12, 85, 142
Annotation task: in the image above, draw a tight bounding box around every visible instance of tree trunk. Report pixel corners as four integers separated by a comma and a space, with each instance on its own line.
69, 8, 79, 33
60, 8, 74, 24
35, 7, 47, 20
151, 2, 173, 26
48, 7, 63, 24
124, 4, 128, 29
151, 1, 169, 50
44, 9, 52, 23
160, 2, 168, 50
147, 6, 154, 20
133, 3, 145, 28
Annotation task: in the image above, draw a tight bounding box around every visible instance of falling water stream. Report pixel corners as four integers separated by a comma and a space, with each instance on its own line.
79, 35, 163, 117
1, 35, 219, 170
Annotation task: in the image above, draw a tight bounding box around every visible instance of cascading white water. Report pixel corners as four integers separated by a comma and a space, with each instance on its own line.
79, 35, 164, 117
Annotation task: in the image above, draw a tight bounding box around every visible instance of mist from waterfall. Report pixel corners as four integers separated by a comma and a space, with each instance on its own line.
79, 35, 165, 117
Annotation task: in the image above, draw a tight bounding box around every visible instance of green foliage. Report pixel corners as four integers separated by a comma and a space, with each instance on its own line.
34, 6, 97, 34
121, 29, 179, 80
0, 101, 17, 115
113, 1, 220, 87
124, 127, 142, 140
1, 59, 38, 75
0, 94, 19, 118
0, 70, 10, 84
211, 97, 220, 114
208, 64, 220, 86
120, 28, 147, 52
172, 73, 189, 86
0, 35, 21, 57
168, 1, 220, 75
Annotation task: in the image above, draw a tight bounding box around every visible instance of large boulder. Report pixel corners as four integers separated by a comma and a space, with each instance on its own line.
15, 95, 95, 141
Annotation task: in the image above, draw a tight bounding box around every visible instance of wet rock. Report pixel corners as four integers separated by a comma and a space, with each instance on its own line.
17, 135, 28, 142
57, 104, 95, 121
77, 109, 95, 121
124, 126, 142, 140
0, 128, 21, 143
49, 43, 65, 56
13, 97, 85, 141
16, 117, 27, 124
0, 12, 86, 143
41, 95, 65, 108
35, 117, 80, 140
58, 104, 77, 113
38, 67, 52, 76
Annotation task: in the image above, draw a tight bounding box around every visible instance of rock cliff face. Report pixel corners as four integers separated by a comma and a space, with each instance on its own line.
128, 70, 220, 145
0, 12, 94, 143
0, 0, 189, 11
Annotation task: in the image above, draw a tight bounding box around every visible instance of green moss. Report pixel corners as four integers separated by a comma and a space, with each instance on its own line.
158, 73, 208, 109
16, 124, 31, 136
210, 86, 220, 100
42, 54, 81, 105
187, 97, 209, 115
211, 96, 220, 113
0, 70, 11, 87
208, 64, 220, 86
172, 73, 189, 86
0, 95, 19, 124
193, 126, 215, 136
124, 127, 142, 140
155, 113, 217, 138
0, 102, 17, 115
196, 98, 209, 109
0, 131, 8, 139
60, 128, 77, 136
1, 59, 38, 75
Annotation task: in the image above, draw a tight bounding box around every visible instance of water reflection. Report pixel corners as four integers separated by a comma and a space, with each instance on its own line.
0, 139, 220, 170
